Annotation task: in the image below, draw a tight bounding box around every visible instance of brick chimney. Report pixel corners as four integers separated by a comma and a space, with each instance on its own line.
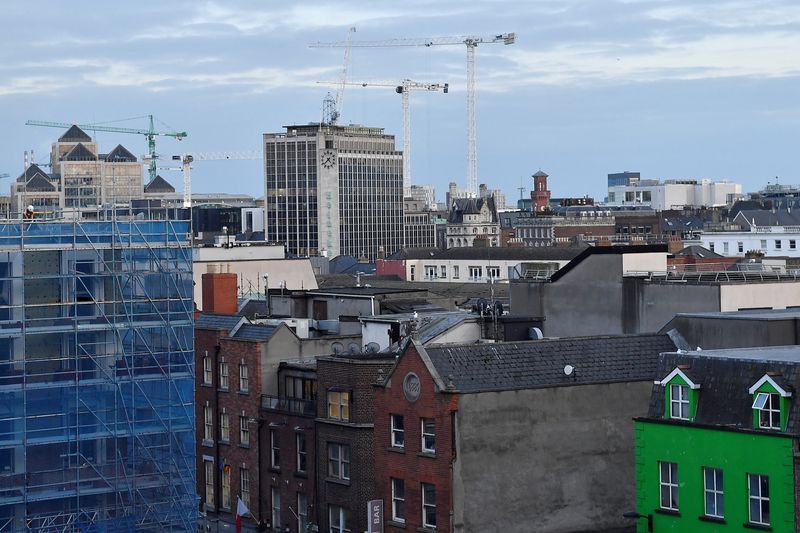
202, 267, 238, 315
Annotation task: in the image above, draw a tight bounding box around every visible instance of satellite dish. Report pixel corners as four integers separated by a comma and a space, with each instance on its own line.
365, 342, 380, 353
331, 342, 344, 354
348, 343, 360, 355
564, 364, 574, 376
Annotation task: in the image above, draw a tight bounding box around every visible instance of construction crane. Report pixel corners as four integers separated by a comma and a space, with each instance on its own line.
318, 79, 448, 195
323, 27, 357, 124
164, 151, 262, 208
310, 33, 516, 197
25, 115, 187, 183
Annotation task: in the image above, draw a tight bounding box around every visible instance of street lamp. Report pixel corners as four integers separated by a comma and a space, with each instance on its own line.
623, 511, 653, 532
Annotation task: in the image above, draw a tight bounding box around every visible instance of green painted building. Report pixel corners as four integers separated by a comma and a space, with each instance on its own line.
633, 346, 800, 532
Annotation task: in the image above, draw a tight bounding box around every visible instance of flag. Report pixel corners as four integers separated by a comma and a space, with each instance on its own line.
236, 496, 251, 533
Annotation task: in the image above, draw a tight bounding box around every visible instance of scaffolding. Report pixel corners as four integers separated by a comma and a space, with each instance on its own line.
0, 219, 197, 532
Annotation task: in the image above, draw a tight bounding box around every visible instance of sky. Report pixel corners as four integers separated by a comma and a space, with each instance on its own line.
1, 0, 799, 203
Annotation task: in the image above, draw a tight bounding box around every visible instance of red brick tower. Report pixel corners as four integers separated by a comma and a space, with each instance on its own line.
531, 170, 551, 212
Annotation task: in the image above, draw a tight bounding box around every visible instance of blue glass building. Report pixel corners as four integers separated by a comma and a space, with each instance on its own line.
0, 220, 197, 531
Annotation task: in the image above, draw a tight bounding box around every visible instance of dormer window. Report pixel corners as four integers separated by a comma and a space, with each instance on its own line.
749, 374, 791, 431
658, 367, 700, 421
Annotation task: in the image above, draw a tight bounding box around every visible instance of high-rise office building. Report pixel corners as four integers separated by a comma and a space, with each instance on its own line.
264, 124, 404, 259
0, 219, 196, 531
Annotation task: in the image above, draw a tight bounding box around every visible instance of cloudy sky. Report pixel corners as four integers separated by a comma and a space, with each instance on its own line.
1, 0, 799, 202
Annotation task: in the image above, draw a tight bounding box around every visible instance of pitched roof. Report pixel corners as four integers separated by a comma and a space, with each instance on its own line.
105, 144, 137, 162
673, 245, 722, 258
195, 313, 245, 331
533, 170, 549, 178
232, 324, 277, 341
390, 245, 586, 261
62, 143, 97, 161
59, 124, 92, 143
419, 333, 677, 393
448, 197, 498, 223
144, 175, 175, 193
16, 163, 50, 183
648, 348, 800, 436
24, 173, 56, 192
734, 209, 800, 228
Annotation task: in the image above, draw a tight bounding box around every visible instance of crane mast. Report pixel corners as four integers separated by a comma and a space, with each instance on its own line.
310, 32, 515, 197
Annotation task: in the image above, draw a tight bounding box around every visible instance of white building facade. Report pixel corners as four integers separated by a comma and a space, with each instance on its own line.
607, 179, 741, 210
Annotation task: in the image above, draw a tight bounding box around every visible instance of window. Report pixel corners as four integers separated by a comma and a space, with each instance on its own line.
391, 415, 405, 449
669, 384, 690, 420
421, 418, 436, 454
270, 429, 280, 469
240, 415, 250, 446
791, 240, 797, 250
328, 443, 350, 480
709, 242, 715, 252
761, 239, 768, 250
222, 465, 231, 509
204, 460, 214, 508
272, 487, 281, 531
329, 505, 350, 533
410, 265, 416, 281
753, 392, 781, 430
240, 467, 250, 509
286, 376, 316, 401
203, 403, 213, 442
391, 478, 405, 523
738, 242, 744, 253
469, 266, 482, 280
220, 410, 230, 442
327, 390, 350, 421
202, 352, 212, 384
659, 461, 679, 511
452, 266, 459, 279
424, 265, 436, 279
487, 266, 501, 279
748, 474, 770, 526
219, 360, 229, 390
723, 242, 729, 254
422, 483, 437, 529
440, 265, 446, 279
298, 493, 308, 533
239, 361, 249, 392
703, 467, 724, 518
775, 240, 782, 250
296, 433, 307, 473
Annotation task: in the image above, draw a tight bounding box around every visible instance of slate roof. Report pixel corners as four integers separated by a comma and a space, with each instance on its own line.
62, 143, 97, 161
16, 163, 50, 183
673, 245, 722, 258
59, 124, 92, 143
448, 197, 498, 223
420, 333, 678, 393
735, 209, 800, 228
195, 313, 245, 331
144, 175, 176, 193
24, 173, 56, 192
380, 299, 446, 314
105, 144, 137, 162
238, 298, 269, 319
533, 170, 549, 178
647, 348, 800, 436
232, 324, 277, 342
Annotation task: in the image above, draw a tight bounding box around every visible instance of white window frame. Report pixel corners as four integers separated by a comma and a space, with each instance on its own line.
748, 473, 770, 526
775, 240, 782, 250
391, 478, 405, 523
737, 241, 743, 253
468, 266, 482, 280
791, 240, 797, 250
202, 352, 212, 385
452, 265, 459, 279
204, 460, 214, 508
239, 361, 249, 392
669, 384, 690, 420
391, 414, 405, 449
329, 505, 351, 533
659, 461, 679, 511
240, 414, 250, 446
487, 266, 501, 280
327, 390, 350, 421
424, 265, 437, 280
703, 467, 724, 518
203, 404, 213, 442
272, 487, 281, 531
753, 392, 781, 430
421, 418, 436, 454
422, 482, 437, 529
440, 265, 447, 279
220, 409, 230, 442
240, 466, 250, 509
270, 429, 280, 469
296, 433, 307, 473
219, 360, 229, 390
297, 492, 308, 533
328, 443, 350, 481
221, 465, 231, 509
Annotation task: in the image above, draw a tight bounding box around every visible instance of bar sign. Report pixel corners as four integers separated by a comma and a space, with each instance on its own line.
367, 499, 383, 533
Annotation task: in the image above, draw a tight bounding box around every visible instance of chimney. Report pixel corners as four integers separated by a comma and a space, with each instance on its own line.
201, 272, 239, 315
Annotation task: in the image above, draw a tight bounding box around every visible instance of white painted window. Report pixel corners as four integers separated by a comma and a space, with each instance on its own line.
222, 464, 231, 509
487, 266, 501, 280
296, 433, 307, 472
328, 443, 350, 480
204, 460, 214, 508
452, 266, 459, 279
748, 474, 770, 526
775, 240, 782, 250
704, 467, 724, 518
202, 352, 212, 384
272, 487, 281, 531
659, 461, 679, 511
239, 361, 249, 392
391, 478, 405, 523
240, 466, 250, 508
421, 418, 436, 454
220, 410, 230, 442
203, 404, 213, 442
219, 360, 229, 390
669, 384, 690, 420
327, 391, 350, 421
753, 392, 781, 430
298, 493, 308, 533
422, 483, 437, 529
240, 415, 250, 445
270, 429, 280, 469
330, 505, 350, 533
469, 266, 482, 280
391, 414, 404, 448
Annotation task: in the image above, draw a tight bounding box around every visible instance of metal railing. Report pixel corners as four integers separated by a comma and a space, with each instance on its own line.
261, 395, 316, 416
628, 262, 800, 283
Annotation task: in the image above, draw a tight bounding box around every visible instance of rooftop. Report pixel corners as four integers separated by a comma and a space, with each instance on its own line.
672, 309, 800, 321
390, 246, 585, 261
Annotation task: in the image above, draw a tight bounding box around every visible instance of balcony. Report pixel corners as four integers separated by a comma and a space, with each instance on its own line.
261, 395, 316, 417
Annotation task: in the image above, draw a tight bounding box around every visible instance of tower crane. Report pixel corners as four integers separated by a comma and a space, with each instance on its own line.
163, 151, 262, 208
310, 32, 516, 197
318, 79, 448, 195
323, 27, 356, 124
25, 115, 187, 183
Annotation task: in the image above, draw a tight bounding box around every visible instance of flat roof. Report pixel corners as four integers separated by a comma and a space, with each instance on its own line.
666, 345, 800, 363
674, 309, 800, 321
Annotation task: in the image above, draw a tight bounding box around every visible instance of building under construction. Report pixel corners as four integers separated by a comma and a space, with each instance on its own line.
0, 219, 197, 531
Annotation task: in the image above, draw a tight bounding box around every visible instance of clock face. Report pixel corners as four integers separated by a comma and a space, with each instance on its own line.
321, 149, 337, 169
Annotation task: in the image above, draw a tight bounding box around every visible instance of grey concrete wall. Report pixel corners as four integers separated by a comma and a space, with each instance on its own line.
661, 316, 800, 349
638, 282, 720, 333
452, 381, 653, 533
